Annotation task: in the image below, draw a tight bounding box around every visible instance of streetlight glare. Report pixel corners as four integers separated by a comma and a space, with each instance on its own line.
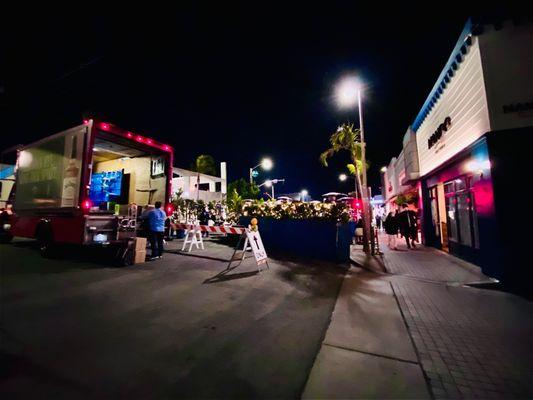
264, 180, 273, 187
336, 76, 361, 108
339, 174, 347, 182
261, 158, 273, 171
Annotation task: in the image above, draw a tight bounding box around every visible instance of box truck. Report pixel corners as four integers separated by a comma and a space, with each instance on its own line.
7, 120, 174, 265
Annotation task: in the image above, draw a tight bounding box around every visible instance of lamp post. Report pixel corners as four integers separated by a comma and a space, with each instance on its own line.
259, 178, 284, 199
249, 158, 273, 184
336, 76, 373, 254
339, 173, 358, 199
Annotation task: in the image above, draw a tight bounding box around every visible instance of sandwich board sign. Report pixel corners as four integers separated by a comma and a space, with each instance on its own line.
245, 229, 268, 265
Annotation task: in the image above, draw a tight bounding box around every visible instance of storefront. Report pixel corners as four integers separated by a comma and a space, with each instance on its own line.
413, 18, 532, 285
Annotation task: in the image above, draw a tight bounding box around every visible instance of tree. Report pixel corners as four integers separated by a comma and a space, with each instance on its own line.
319, 123, 366, 200
191, 154, 217, 176
227, 178, 260, 200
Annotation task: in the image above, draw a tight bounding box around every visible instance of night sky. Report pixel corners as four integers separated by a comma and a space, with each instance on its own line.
0, 7, 511, 198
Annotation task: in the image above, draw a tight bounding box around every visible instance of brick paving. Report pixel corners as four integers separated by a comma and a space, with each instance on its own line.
379, 233, 491, 284
392, 278, 532, 399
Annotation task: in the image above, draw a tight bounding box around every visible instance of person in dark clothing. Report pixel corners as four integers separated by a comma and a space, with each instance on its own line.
383, 211, 398, 250
199, 207, 210, 237
398, 204, 418, 249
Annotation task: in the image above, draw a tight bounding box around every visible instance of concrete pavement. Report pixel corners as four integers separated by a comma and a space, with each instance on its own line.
1, 238, 345, 399
302, 269, 431, 399
2, 235, 531, 399
312, 235, 533, 399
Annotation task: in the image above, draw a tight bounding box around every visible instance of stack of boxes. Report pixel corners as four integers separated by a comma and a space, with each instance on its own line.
134, 237, 147, 264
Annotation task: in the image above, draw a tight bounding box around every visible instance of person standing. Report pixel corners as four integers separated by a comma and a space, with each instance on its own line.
148, 201, 167, 260
383, 211, 398, 250
398, 203, 418, 249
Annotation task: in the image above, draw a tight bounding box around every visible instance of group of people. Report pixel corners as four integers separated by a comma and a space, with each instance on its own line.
383, 204, 418, 250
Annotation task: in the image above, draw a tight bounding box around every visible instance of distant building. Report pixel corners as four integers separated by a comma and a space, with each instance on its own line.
172, 162, 227, 202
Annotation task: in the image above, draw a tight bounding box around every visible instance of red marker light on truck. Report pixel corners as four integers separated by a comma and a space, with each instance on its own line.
82, 200, 92, 210
163, 145, 170, 151
166, 205, 173, 214
136, 136, 144, 142
83, 119, 89, 124
147, 139, 153, 144
126, 132, 133, 138
102, 123, 109, 130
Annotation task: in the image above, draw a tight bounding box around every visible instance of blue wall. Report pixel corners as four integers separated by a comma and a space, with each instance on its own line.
240, 217, 353, 262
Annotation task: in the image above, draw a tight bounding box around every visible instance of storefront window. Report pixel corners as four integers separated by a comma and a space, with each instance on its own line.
444, 176, 479, 249
457, 192, 472, 247
444, 182, 458, 242
429, 186, 440, 239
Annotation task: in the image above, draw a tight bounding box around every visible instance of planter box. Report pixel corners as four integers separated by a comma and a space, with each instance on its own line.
240, 217, 355, 262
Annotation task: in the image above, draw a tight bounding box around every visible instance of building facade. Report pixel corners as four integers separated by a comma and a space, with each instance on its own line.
382, 18, 532, 287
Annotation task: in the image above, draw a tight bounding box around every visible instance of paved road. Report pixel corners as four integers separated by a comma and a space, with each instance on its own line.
0, 239, 345, 399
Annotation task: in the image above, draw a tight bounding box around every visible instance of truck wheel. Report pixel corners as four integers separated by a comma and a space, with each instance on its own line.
0, 233, 13, 244
39, 239, 57, 258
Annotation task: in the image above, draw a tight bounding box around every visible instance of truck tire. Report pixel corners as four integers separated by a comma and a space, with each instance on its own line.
0, 233, 13, 244
35, 221, 56, 258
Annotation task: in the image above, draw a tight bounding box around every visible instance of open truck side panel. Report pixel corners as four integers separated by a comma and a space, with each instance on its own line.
10, 120, 174, 253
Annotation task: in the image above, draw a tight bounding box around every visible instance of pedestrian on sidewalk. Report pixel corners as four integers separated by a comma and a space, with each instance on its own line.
384, 211, 398, 250
148, 201, 167, 260
398, 203, 418, 249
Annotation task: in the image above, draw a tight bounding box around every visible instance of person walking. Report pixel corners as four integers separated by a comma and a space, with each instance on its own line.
383, 211, 398, 250
148, 201, 167, 260
398, 203, 418, 249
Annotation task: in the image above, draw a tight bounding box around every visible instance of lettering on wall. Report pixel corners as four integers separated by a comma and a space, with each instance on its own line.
502, 101, 533, 114
427, 117, 452, 150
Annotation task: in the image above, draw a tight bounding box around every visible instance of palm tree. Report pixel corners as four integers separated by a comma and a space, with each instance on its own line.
192, 154, 217, 176
319, 123, 365, 201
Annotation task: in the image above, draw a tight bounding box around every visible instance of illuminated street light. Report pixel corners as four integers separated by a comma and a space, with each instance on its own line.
261, 158, 273, 171
335, 74, 373, 254
339, 173, 348, 182
380, 166, 387, 173
259, 178, 284, 199
335, 76, 361, 109
250, 157, 274, 184
300, 189, 308, 202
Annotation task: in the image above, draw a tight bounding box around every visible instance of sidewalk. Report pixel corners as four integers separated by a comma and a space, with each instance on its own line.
302, 269, 431, 399
304, 237, 532, 399
372, 233, 492, 284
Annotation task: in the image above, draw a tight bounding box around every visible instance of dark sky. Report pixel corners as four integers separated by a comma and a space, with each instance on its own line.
0, 7, 509, 198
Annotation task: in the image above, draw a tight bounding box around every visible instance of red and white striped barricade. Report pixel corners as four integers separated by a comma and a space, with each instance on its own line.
174, 223, 268, 271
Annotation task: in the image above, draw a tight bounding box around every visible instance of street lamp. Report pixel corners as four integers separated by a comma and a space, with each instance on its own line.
259, 178, 284, 199
300, 189, 308, 202
335, 75, 373, 254
249, 157, 273, 184
339, 173, 348, 182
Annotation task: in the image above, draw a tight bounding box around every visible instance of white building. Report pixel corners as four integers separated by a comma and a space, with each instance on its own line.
172, 162, 227, 202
